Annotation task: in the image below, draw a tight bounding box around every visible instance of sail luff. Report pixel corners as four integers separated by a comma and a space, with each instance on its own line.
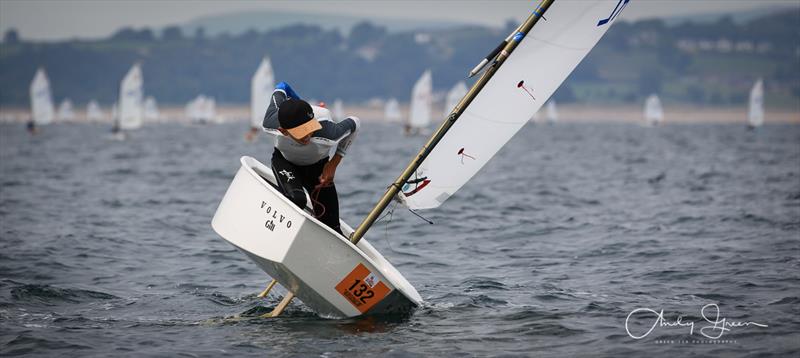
349, 0, 556, 245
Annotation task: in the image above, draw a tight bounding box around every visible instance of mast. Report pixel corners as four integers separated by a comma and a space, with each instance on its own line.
349, 0, 554, 244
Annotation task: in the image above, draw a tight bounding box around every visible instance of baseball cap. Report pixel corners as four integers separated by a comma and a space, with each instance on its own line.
278, 98, 321, 139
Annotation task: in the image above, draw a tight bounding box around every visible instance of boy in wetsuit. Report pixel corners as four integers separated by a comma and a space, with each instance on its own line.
262, 82, 360, 235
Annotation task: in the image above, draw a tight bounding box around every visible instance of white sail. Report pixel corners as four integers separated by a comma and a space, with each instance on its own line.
118, 64, 143, 130
445, 81, 468, 114
57, 99, 75, 121
401, 0, 624, 209
86, 100, 104, 121
748, 78, 764, 127
546, 100, 558, 123
644, 94, 663, 125
333, 99, 344, 120
408, 70, 432, 129
251, 57, 274, 128
143, 96, 160, 121
111, 103, 118, 122
29, 68, 55, 126
384, 98, 402, 122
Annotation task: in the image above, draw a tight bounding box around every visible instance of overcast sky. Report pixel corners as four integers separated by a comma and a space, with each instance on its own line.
1, 0, 799, 41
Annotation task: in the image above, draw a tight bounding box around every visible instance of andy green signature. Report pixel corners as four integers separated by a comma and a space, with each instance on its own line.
625, 304, 768, 340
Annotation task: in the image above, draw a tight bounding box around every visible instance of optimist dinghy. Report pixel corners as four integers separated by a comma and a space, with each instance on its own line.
212, 156, 422, 318
211, 0, 624, 319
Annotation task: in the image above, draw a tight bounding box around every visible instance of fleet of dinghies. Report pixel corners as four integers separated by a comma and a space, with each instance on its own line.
644, 94, 664, 125
211, 0, 625, 319
748, 78, 764, 128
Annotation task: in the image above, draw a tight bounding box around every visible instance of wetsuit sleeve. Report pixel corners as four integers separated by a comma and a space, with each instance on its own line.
263, 89, 287, 130
330, 117, 360, 157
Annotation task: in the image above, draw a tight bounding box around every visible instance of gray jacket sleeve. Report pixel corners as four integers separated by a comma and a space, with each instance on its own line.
316, 116, 361, 157
262, 89, 287, 130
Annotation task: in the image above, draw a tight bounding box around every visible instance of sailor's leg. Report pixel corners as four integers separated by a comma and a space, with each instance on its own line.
271, 150, 308, 209
315, 183, 343, 235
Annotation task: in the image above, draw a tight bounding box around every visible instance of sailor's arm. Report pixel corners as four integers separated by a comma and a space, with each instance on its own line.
262, 82, 300, 130
318, 116, 360, 186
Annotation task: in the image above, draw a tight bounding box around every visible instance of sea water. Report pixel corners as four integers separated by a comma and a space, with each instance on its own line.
1, 121, 798, 356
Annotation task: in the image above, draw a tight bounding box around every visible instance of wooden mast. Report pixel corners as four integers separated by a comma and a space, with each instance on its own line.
349, 0, 555, 245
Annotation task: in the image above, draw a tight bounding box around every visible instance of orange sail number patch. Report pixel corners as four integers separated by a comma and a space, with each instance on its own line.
335, 263, 391, 313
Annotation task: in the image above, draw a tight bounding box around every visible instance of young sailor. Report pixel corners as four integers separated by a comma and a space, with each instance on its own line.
263, 82, 360, 235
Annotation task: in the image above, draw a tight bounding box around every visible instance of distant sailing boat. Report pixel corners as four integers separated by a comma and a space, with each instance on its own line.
211, 0, 624, 319
546, 100, 558, 124
115, 63, 144, 135
406, 69, 432, 135
187, 95, 216, 124
57, 99, 75, 121
384, 98, 402, 122
143, 96, 160, 122
644, 94, 663, 125
748, 78, 764, 128
86, 100, 104, 121
445, 81, 468, 114
333, 99, 344, 120
248, 57, 275, 141
29, 68, 55, 132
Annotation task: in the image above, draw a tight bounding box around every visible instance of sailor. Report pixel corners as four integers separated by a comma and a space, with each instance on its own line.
263, 82, 360, 236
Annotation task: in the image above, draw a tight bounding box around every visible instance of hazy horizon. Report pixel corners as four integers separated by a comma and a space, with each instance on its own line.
2, 0, 799, 41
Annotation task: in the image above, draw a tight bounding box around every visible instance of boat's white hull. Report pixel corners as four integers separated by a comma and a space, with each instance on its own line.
211, 156, 422, 318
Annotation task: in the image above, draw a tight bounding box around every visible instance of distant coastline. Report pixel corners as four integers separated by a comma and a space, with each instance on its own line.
1, 104, 798, 125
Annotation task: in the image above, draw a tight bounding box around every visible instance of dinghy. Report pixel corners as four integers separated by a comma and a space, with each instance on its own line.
748, 78, 764, 128
333, 99, 344, 121
86, 100, 104, 121
644, 94, 663, 125
57, 99, 75, 121
545, 99, 558, 124
29, 68, 55, 128
249, 57, 274, 137
445, 81, 468, 115
212, 0, 624, 319
406, 69, 432, 135
143, 96, 160, 122
384, 98, 402, 122
118, 64, 144, 130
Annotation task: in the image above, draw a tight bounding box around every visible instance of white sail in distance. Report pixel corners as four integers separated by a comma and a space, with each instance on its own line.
401, 0, 625, 209
86, 100, 104, 121
333, 99, 344, 120
385, 98, 402, 122
118, 64, 143, 130
748, 78, 764, 127
408, 70, 432, 130
546, 100, 558, 123
251, 57, 274, 128
644, 94, 663, 125
143, 96, 160, 121
57, 99, 75, 121
29, 68, 55, 126
445, 81, 469, 114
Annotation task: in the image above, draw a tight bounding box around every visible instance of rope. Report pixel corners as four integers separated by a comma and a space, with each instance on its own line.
310, 183, 329, 219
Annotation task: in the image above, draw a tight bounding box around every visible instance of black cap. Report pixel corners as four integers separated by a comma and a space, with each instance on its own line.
278, 98, 320, 139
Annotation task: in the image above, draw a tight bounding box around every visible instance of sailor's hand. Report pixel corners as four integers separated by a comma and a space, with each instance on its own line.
319, 162, 336, 187
276, 81, 300, 100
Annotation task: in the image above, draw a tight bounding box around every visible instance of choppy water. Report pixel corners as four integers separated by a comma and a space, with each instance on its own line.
1, 120, 798, 357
